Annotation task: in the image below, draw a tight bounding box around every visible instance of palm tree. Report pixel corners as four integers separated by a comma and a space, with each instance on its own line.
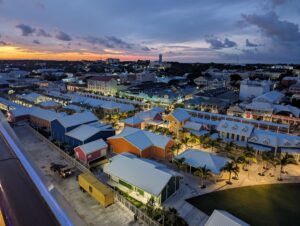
194, 165, 212, 189
222, 161, 240, 184
181, 137, 190, 149
277, 153, 297, 181
238, 146, 257, 171
174, 157, 186, 171
258, 151, 274, 176
224, 141, 235, 155
171, 142, 182, 158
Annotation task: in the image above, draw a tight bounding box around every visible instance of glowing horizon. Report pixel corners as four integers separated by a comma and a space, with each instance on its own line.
0, 46, 155, 61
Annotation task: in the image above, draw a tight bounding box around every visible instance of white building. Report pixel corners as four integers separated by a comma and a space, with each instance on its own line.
135, 71, 156, 83
205, 210, 249, 226
239, 79, 271, 101
87, 76, 120, 95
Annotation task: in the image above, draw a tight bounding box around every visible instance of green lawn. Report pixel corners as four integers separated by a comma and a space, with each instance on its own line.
187, 183, 300, 226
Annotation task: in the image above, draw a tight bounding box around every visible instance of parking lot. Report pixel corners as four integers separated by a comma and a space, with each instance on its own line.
13, 125, 137, 226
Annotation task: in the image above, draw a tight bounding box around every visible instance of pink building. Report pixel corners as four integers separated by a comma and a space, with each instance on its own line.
74, 139, 108, 165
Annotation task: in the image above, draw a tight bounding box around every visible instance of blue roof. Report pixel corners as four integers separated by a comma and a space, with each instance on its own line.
169, 109, 190, 122
122, 116, 144, 125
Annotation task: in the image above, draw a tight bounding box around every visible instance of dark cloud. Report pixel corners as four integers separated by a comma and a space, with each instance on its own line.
84, 36, 133, 49
33, 40, 40, 44
141, 46, 151, 51
16, 24, 36, 36
34, 0, 45, 10
0, 41, 8, 46
206, 37, 237, 49
246, 39, 260, 47
241, 12, 300, 42
55, 31, 72, 41
36, 28, 51, 37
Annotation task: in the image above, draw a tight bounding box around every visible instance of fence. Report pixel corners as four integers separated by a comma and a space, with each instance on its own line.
115, 192, 161, 226
27, 124, 161, 226
26, 124, 91, 173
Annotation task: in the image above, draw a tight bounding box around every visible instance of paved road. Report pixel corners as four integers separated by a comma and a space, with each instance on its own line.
0, 134, 60, 226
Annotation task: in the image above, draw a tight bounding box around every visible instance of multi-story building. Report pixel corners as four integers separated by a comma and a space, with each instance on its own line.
194, 76, 226, 89
135, 71, 156, 83
87, 76, 120, 95
239, 79, 271, 101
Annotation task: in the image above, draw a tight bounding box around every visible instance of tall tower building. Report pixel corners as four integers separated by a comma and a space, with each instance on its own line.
159, 54, 163, 63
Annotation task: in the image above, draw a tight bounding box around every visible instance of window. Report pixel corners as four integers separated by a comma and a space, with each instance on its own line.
119, 180, 133, 190
89, 186, 93, 193
231, 134, 234, 139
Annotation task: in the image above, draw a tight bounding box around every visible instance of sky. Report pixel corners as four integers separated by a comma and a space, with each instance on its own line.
0, 0, 299, 63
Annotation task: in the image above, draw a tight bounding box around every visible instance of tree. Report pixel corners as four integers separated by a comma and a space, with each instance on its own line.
194, 165, 212, 189
171, 142, 182, 158
238, 146, 257, 171
181, 137, 190, 149
174, 157, 186, 171
230, 74, 242, 82
222, 161, 240, 184
224, 141, 235, 156
277, 153, 297, 181
258, 151, 274, 176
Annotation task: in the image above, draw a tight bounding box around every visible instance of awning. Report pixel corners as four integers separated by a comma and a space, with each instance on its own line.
190, 130, 209, 137
248, 143, 272, 152
281, 148, 300, 154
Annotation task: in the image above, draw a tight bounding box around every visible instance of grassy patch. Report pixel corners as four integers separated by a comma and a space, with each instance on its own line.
187, 183, 300, 226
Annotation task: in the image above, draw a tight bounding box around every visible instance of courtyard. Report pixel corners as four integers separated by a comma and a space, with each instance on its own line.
187, 183, 300, 226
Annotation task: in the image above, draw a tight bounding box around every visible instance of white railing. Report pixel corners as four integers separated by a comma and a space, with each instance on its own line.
0, 113, 73, 226
115, 192, 161, 226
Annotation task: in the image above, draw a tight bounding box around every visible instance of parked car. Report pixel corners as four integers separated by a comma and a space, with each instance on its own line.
50, 163, 73, 178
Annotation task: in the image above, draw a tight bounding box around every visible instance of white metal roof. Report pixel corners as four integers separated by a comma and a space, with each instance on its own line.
108, 127, 171, 151
122, 116, 144, 125
56, 111, 98, 128
183, 121, 202, 131
249, 129, 300, 148
104, 153, 176, 196
65, 121, 114, 142
30, 107, 63, 122
63, 104, 82, 112
176, 149, 230, 174
217, 120, 254, 138
39, 101, 60, 107
135, 107, 164, 121
168, 109, 190, 122
75, 139, 107, 154
253, 91, 284, 104
245, 101, 274, 112
205, 210, 249, 226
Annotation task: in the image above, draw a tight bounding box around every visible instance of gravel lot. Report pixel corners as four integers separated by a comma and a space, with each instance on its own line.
13, 124, 137, 226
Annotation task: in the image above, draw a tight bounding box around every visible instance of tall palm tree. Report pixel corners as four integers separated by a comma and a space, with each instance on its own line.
277, 153, 297, 181
238, 146, 257, 171
181, 137, 190, 149
224, 141, 235, 155
222, 161, 240, 184
194, 165, 212, 188
174, 157, 186, 171
258, 151, 274, 176
171, 142, 182, 159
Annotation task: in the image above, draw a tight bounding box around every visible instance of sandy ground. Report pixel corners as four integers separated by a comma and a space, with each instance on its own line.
13, 125, 138, 226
